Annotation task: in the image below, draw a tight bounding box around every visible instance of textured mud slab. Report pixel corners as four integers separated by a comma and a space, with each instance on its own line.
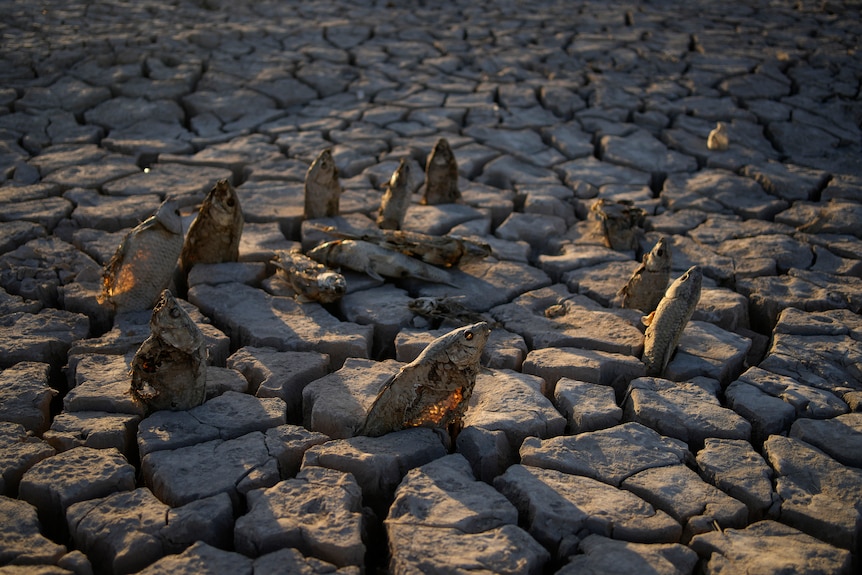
0, 0, 861, 573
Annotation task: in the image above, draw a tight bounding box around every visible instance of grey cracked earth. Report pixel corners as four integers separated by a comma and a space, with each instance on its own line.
1, 0, 861, 573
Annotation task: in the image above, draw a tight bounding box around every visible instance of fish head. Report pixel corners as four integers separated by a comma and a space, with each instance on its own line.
644, 237, 672, 272
308, 148, 338, 184
149, 289, 204, 351
428, 138, 454, 166
154, 199, 183, 235
666, 265, 703, 300
408, 297, 439, 315
318, 271, 346, 296
439, 321, 491, 368
390, 158, 412, 189
203, 179, 242, 228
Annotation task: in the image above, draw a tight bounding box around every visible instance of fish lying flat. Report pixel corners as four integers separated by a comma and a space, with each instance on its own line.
590, 198, 646, 251
422, 137, 460, 205
408, 296, 494, 327
99, 199, 184, 313
180, 179, 243, 275
641, 265, 702, 377
272, 248, 346, 303
307, 239, 456, 285
360, 322, 491, 437
377, 158, 413, 230
316, 224, 490, 268
618, 237, 672, 313
130, 289, 207, 413
304, 148, 341, 219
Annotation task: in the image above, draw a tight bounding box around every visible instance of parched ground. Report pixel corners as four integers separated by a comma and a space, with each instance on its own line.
1, 0, 861, 574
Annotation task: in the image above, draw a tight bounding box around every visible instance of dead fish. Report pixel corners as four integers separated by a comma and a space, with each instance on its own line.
707, 122, 730, 151
377, 158, 413, 230
180, 179, 243, 275
618, 237, 672, 313
272, 248, 346, 304
307, 239, 456, 285
130, 289, 207, 413
641, 265, 702, 377
590, 198, 646, 251
99, 199, 184, 313
312, 225, 490, 268
422, 137, 460, 205
304, 148, 341, 219
408, 296, 494, 326
360, 321, 491, 437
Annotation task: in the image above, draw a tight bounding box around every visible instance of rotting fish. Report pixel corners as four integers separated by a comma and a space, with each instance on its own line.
304, 148, 341, 219
408, 296, 495, 327
377, 158, 413, 230
180, 179, 243, 275
359, 321, 491, 437
618, 236, 672, 313
312, 224, 490, 268
707, 122, 730, 151
590, 198, 646, 251
422, 137, 460, 205
130, 289, 207, 413
641, 265, 702, 377
99, 198, 184, 313
307, 239, 457, 286
272, 248, 346, 304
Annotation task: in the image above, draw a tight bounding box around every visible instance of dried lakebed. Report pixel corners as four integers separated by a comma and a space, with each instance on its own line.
1, 0, 862, 574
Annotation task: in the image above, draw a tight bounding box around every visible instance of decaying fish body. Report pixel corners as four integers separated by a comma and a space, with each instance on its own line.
707, 122, 730, 151
180, 179, 243, 275
272, 248, 346, 303
618, 237, 672, 313
311, 224, 490, 268
409, 296, 493, 327
641, 265, 702, 377
360, 321, 491, 437
304, 148, 341, 219
377, 158, 413, 230
130, 289, 207, 413
422, 137, 460, 205
590, 198, 646, 251
100, 199, 184, 313
307, 239, 456, 285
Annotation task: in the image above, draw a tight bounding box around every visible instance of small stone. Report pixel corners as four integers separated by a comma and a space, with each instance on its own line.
624, 377, 751, 448
64, 354, 144, 417
621, 464, 748, 539
696, 438, 777, 520
141, 431, 279, 508
65, 489, 232, 575
495, 464, 682, 553
301, 427, 447, 510
0, 309, 90, 369
558, 534, 698, 575
689, 520, 852, 575
235, 466, 365, 568
764, 435, 862, 552
19, 447, 135, 530
134, 541, 251, 575
789, 413, 862, 469
663, 321, 751, 385
520, 423, 689, 487
464, 369, 565, 449
45, 411, 140, 457
0, 495, 67, 565
2, 425, 53, 501
523, 346, 646, 400
554, 378, 622, 434
0, 362, 54, 434
455, 426, 514, 483
226, 347, 328, 423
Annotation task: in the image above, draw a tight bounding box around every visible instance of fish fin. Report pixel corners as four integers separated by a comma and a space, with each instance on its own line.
365, 267, 385, 282
641, 311, 655, 327
661, 342, 676, 373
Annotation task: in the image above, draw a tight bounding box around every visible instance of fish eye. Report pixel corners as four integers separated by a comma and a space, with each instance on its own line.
226, 198, 235, 207
169, 307, 181, 318
174, 209, 180, 216
465, 331, 474, 341
657, 249, 664, 256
